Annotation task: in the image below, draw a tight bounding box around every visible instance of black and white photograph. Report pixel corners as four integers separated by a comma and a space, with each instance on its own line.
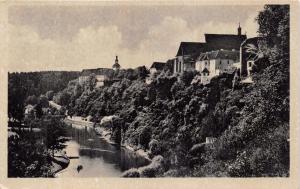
5, 2, 292, 182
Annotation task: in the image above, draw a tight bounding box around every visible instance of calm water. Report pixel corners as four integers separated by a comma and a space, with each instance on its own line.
56, 124, 150, 177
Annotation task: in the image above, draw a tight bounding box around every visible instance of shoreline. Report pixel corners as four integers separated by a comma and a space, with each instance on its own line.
52, 154, 70, 176
94, 126, 151, 161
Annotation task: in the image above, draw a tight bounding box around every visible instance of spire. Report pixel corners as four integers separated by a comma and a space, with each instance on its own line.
238, 22, 242, 36
113, 55, 120, 70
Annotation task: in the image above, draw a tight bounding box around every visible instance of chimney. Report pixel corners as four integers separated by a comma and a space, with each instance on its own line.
238, 23, 241, 36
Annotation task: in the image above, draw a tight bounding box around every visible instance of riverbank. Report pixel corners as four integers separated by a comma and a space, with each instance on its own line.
94, 126, 151, 161
65, 116, 94, 127
52, 152, 70, 176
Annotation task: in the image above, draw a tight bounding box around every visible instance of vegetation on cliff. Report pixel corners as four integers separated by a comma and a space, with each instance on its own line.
7, 5, 289, 177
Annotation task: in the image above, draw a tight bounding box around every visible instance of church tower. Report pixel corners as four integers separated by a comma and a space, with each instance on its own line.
238, 23, 242, 36
112, 55, 121, 71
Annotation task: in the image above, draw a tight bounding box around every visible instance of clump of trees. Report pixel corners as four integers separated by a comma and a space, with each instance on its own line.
59, 5, 289, 177
7, 5, 289, 178
8, 117, 68, 177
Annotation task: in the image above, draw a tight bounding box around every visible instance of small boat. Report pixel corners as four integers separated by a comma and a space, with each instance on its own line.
77, 165, 83, 173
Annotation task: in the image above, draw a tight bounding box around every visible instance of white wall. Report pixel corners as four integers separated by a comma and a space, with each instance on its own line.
79, 76, 89, 85
216, 59, 235, 73
150, 68, 157, 75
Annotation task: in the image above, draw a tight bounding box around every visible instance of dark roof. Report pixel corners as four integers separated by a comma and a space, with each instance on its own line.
150, 62, 165, 70
185, 52, 200, 63
202, 68, 210, 73
81, 68, 114, 76
204, 34, 247, 51
198, 50, 239, 61
176, 42, 206, 56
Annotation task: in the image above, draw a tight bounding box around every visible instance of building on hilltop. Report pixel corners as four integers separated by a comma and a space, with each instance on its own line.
196, 49, 239, 85
173, 25, 247, 74
78, 68, 113, 87
112, 56, 121, 71
150, 62, 166, 75
173, 42, 206, 74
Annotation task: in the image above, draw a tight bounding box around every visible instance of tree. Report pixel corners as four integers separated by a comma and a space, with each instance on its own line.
45, 91, 54, 100
25, 95, 38, 105
53, 91, 71, 106
41, 117, 68, 157
39, 95, 49, 108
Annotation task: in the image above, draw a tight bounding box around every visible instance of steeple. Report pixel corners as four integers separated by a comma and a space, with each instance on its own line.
115, 55, 118, 64
112, 55, 120, 71
238, 23, 242, 36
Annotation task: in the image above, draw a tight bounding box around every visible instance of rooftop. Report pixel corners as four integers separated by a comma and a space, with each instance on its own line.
176, 42, 206, 57
150, 62, 166, 70
198, 49, 239, 61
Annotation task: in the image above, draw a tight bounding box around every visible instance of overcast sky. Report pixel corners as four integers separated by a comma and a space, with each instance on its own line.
7, 4, 264, 72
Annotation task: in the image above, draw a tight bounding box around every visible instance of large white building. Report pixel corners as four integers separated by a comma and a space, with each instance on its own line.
196, 49, 239, 85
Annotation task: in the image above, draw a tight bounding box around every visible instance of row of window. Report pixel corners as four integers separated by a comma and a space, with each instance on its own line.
200, 60, 231, 65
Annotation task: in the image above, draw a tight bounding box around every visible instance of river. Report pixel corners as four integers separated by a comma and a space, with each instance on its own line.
56, 123, 150, 177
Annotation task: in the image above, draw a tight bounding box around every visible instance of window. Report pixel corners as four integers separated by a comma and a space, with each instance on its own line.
228, 60, 230, 64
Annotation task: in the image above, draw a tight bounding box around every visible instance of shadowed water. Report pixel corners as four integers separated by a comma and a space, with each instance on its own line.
56, 124, 150, 177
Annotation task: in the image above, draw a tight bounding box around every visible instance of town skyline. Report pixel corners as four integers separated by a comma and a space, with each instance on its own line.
8, 4, 263, 72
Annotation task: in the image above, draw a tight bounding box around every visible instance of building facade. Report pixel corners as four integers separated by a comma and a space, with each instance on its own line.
173, 25, 247, 74
196, 49, 239, 84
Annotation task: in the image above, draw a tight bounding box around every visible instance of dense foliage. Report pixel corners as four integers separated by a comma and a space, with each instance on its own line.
58, 5, 289, 177
8, 117, 68, 177
7, 5, 289, 177
8, 71, 79, 121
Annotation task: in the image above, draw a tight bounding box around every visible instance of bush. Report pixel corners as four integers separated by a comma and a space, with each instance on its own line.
138, 126, 152, 149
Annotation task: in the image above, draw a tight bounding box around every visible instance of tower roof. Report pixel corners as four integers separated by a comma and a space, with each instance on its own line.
113, 55, 120, 69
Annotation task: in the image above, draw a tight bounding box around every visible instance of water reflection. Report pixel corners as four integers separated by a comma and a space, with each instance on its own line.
56, 124, 150, 177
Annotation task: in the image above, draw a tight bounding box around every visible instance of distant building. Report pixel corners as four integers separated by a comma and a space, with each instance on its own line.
173, 25, 247, 74
165, 58, 175, 73
196, 49, 239, 84
95, 75, 109, 88
78, 75, 89, 85
78, 68, 113, 87
112, 56, 121, 71
150, 62, 166, 75
174, 42, 206, 74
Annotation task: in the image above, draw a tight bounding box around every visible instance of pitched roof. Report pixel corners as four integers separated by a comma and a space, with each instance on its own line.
202, 68, 210, 73
204, 34, 247, 50
176, 42, 206, 57
150, 62, 166, 70
198, 50, 239, 61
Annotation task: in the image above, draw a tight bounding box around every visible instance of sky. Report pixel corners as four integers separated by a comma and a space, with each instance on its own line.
7, 4, 264, 72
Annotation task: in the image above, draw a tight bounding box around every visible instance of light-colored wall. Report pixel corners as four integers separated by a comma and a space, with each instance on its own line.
150, 68, 157, 75
197, 58, 235, 85
79, 76, 89, 85
201, 75, 211, 85
95, 75, 107, 81
216, 59, 235, 73
95, 81, 105, 88
196, 60, 210, 73
173, 56, 186, 74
